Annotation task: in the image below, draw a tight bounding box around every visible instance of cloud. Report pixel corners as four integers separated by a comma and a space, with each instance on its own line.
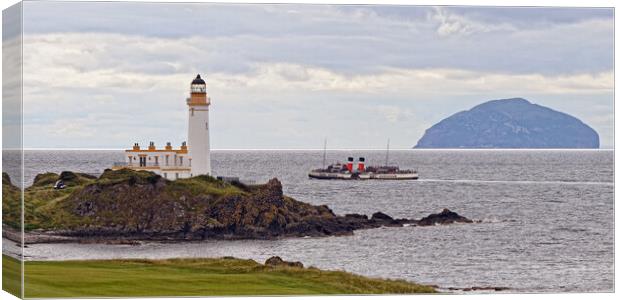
429, 7, 516, 37
208, 62, 613, 96
22, 32, 613, 97
17, 4, 614, 149
22, 3, 614, 76
376, 105, 415, 123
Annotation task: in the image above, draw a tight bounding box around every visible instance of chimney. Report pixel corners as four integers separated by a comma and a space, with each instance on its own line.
346, 157, 354, 172
165, 142, 172, 151
357, 157, 365, 172
133, 143, 140, 151
180, 141, 188, 151
148, 141, 156, 151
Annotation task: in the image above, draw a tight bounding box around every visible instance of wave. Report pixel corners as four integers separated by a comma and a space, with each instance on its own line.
417, 179, 613, 186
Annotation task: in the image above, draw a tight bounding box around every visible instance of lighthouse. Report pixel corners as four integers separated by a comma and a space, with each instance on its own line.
187, 74, 211, 175
113, 74, 212, 180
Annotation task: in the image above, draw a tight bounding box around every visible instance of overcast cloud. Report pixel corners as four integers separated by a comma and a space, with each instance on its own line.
17, 2, 614, 149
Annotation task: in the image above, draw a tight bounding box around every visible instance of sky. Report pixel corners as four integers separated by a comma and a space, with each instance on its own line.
9, 2, 615, 149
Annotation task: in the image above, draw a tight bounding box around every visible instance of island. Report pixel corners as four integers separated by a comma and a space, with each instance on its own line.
414, 98, 599, 149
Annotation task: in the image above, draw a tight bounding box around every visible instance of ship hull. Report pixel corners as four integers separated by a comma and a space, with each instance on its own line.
308, 171, 418, 180
308, 172, 354, 180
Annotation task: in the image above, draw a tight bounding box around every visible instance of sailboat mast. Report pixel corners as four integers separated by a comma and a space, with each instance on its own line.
385, 138, 390, 166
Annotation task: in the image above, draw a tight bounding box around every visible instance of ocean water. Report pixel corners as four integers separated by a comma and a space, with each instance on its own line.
4, 150, 614, 292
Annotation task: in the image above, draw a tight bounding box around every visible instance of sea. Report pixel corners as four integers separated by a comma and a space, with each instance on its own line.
2, 149, 614, 293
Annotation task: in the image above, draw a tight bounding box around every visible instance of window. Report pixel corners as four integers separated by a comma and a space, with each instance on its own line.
175, 173, 179, 179
191, 108, 194, 116
154, 156, 159, 165
179, 157, 183, 166
205, 122, 209, 130
163, 173, 167, 179
165, 155, 169, 166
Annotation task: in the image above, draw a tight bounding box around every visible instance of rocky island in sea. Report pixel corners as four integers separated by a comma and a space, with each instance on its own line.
414, 98, 599, 149
2, 169, 474, 244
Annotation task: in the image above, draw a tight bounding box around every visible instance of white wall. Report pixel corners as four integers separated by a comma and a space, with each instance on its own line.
187, 105, 211, 175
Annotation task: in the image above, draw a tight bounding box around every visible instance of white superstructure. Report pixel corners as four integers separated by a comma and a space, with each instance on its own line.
112, 74, 212, 180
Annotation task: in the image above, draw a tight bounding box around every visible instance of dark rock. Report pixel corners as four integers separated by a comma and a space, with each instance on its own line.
265, 256, 284, 265
370, 211, 403, 226
59, 171, 78, 182
344, 213, 368, 220
415, 98, 599, 149
2, 172, 12, 186
13, 168, 478, 242
417, 209, 473, 226
265, 256, 304, 268
371, 211, 394, 221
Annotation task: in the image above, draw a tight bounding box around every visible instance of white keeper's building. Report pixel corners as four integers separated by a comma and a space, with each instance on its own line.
113, 74, 212, 180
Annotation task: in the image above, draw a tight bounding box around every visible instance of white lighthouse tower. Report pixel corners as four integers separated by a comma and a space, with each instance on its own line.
187, 74, 211, 176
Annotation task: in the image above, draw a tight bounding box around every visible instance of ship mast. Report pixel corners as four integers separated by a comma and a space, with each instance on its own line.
385, 138, 390, 166
322, 138, 327, 168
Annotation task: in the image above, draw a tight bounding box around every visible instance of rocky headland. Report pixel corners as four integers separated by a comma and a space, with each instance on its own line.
2, 169, 475, 244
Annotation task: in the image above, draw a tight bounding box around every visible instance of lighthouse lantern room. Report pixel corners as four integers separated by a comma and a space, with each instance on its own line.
113, 74, 212, 180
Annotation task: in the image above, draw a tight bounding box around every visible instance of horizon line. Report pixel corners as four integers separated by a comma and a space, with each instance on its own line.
14, 147, 615, 151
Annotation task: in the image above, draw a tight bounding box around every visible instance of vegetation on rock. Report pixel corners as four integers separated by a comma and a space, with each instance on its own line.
2, 172, 21, 229
2, 169, 474, 241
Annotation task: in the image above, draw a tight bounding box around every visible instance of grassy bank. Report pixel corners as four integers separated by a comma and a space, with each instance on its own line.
2, 255, 21, 297
3, 255, 435, 297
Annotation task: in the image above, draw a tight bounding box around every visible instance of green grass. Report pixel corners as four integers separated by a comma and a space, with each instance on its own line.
2, 255, 435, 297
2, 255, 21, 298
169, 175, 246, 198
2, 170, 246, 232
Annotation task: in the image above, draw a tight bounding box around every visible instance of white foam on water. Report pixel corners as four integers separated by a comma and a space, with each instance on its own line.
417, 178, 613, 186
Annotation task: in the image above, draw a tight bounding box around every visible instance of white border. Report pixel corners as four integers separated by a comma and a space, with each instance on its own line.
0, 1, 617, 300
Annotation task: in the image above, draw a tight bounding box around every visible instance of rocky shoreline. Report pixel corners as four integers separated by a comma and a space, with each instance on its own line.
3, 169, 477, 245
3, 207, 476, 245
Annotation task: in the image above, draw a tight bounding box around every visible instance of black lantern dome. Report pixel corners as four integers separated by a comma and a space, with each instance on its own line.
192, 74, 206, 84
190, 74, 206, 93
